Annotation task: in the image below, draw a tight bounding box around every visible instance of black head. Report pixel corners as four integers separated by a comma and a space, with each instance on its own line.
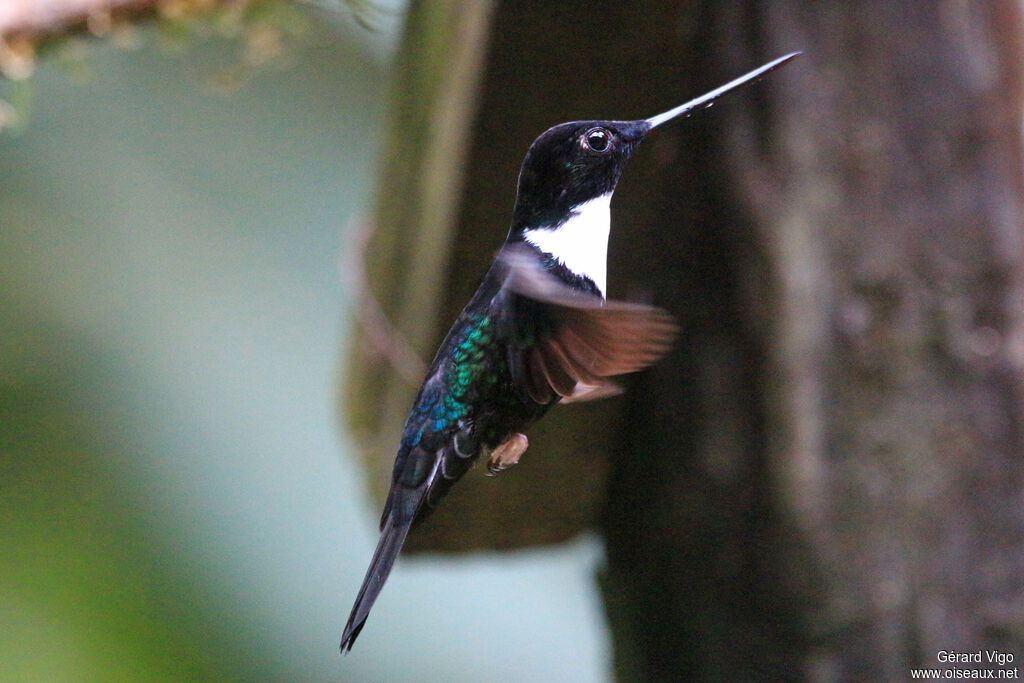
510, 119, 650, 233
507, 51, 801, 237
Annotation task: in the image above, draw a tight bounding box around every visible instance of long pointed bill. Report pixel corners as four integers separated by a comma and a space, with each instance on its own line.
645, 52, 801, 129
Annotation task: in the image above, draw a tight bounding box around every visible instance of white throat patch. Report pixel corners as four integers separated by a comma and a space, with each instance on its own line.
523, 193, 612, 296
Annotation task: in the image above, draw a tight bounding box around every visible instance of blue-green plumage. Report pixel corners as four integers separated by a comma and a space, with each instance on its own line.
339, 52, 800, 653
392, 271, 553, 494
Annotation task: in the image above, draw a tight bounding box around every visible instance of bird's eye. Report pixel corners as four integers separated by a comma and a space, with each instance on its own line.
583, 127, 611, 152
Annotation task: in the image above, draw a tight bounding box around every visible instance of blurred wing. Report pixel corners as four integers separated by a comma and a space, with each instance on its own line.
497, 244, 678, 405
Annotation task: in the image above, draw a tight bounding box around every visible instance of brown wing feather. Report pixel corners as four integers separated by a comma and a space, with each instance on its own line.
560, 306, 677, 375
546, 336, 603, 387
537, 342, 579, 398
524, 347, 556, 404
499, 244, 678, 404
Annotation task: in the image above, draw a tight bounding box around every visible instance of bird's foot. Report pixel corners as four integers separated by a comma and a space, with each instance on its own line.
487, 433, 528, 475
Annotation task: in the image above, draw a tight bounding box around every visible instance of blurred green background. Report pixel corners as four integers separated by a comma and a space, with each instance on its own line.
0, 5, 610, 681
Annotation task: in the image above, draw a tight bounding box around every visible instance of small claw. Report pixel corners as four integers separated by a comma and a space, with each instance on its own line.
487, 433, 529, 475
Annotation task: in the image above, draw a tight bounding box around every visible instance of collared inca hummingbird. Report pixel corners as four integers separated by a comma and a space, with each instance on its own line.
341, 52, 800, 651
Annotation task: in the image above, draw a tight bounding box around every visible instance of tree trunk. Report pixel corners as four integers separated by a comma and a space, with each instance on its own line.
346, 1, 1024, 679
602, 2, 1024, 680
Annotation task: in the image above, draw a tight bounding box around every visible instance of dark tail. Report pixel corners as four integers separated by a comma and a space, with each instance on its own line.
339, 513, 413, 652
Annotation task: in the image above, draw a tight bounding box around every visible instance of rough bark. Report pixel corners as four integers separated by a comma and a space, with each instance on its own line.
602, 2, 1024, 680
346, 0, 1024, 679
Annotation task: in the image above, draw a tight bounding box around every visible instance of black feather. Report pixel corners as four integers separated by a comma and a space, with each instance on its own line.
340, 455, 441, 652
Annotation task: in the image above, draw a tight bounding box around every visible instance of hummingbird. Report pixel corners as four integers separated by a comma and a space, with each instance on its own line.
340, 51, 800, 652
